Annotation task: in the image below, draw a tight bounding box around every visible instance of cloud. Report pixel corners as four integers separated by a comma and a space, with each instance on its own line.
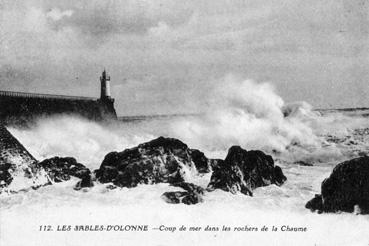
46, 8, 73, 21
148, 21, 171, 37
39, 0, 195, 37
0, 0, 369, 115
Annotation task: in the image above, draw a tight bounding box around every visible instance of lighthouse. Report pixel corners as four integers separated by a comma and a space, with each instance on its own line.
100, 70, 111, 99
97, 69, 116, 119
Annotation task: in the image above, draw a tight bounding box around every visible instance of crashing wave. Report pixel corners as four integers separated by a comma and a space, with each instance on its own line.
0, 124, 49, 193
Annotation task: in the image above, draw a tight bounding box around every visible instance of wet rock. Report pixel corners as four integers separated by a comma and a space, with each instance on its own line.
95, 137, 199, 187
305, 194, 323, 213
74, 174, 94, 190
105, 184, 118, 190
207, 159, 252, 196
162, 191, 188, 204
39, 157, 91, 183
1, 124, 97, 192
0, 163, 12, 188
294, 160, 313, 166
208, 158, 224, 170
189, 149, 211, 173
161, 182, 205, 205
207, 146, 286, 196
273, 166, 287, 185
306, 156, 369, 214
0, 124, 48, 192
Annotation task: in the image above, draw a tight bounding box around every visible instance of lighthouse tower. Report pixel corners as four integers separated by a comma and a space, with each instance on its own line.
97, 69, 116, 119
100, 70, 111, 100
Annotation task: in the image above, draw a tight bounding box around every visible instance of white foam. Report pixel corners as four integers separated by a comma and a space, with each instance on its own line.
3, 76, 369, 245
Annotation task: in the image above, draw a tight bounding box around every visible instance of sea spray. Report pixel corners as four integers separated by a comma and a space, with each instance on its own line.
170, 76, 369, 163
6, 76, 369, 169
2, 76, 369, 245
8, 115, 155, 169
168, 77, 317, 160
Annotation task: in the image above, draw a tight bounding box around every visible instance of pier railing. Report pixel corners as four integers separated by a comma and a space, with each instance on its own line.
0, 90, 96, 101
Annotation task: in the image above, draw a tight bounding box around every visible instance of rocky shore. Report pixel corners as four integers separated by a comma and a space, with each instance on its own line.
0, 126, 287, 205
2, 123, 368, 213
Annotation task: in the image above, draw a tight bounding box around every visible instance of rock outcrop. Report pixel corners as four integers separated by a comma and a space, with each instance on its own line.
0, 124, 48, 192
2, 131, 288, 202
74, 174, 94, 190
306, 156, 369, 214
39, 157, 91, 183
0, 124, 94, 192
207, 146, 286, 196
161, 182, 205, 205
188, 149, 212, 173
38, 156, 93, 189
95, 137, 201, 187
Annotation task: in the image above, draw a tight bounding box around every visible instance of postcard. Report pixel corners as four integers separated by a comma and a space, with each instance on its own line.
1, 1, 368, 245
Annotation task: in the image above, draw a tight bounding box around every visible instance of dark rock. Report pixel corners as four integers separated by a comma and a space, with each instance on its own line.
162, 191, 189, 204
1, 124, 94, 192
0, 124, 48, 191
209, 159, 223, 170
189, 149, 211, 173
105, 184, 118, 190
306, 156, 369, 214
274, 166, 287, 185
182, 193, 203, 205
207, 159, 252, 196
39, 157, 91, 183
74, 174, 94, 190
305, 194, 323, 212
294, 161, 314, 166
95, 137, 199, 187
0, 163, 13, 188
207, 146, 286, 196
161, 182, 205, 205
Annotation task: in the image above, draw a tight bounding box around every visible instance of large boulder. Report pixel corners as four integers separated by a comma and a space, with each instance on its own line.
0, 125, 93, 192
95, 137, 204, 187
39, 157, 92, 186
306, 156, 369, 214
74, 174, 94, 190
207, 146, 286, 196
0, 125, 49, 192
161, 182, 205, 205
188, 149, 211, 173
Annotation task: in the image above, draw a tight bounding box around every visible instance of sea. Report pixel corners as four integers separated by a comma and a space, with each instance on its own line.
1, 79, 369, 246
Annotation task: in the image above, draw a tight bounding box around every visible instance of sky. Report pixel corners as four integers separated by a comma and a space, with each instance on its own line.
1, 0, 368, 116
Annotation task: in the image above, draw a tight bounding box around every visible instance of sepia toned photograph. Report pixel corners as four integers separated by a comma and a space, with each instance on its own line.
0, 1, 368, 245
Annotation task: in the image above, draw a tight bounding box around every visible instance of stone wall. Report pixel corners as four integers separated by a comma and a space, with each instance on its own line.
0, 92, 117, 125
